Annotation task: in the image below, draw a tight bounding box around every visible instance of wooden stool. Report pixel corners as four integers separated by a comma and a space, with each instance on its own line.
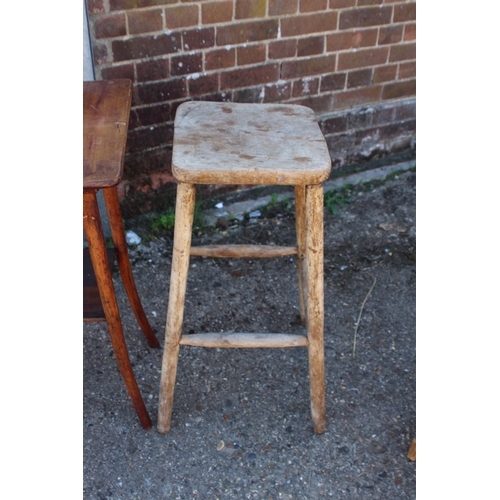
84, 79, 159, 430
157, 101, 331, 434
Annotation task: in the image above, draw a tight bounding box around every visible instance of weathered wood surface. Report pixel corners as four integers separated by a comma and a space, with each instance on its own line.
179, 333, 309, 348
172, 101, 331, 186
305, 184, 326, 434
190, 244, 297, 258
294, 185, 307, 326
158, 183, 196, 434
83, 79, 132, 189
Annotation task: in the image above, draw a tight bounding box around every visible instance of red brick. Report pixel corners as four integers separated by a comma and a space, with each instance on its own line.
128, 9, 163, 35
398, 61, 416, 80
136, 79, 187, 104
202, 1, 233, 24
382, 79, 415, 100
373, 64, 397, 83
220, 64, 279, 90
339, 6, 392, 30
332, 85, 382, 109
112, 33, 182, 62
329, 0, 355, 8
300, 0, 327, 12
321, 72, 346, 91
281, 11, 338, 37
297, 36, 325, 57
171, 53, 203, 76
205, 48, 236, 70
263, 81, 292, 102
136, 58, 169, 82
394, 3, 416, 23
357, 0, 382, 5
320, 114, 348, 135
135, 103, 172, 127
337, 47, 389, 70
126, 122, 174, 151
347, 68, 372, 88
95, 14, 126, 39
165, 5, 198, 29
93, 44, 109, 65
326, 29, 377, 51
269, 0, 298, 16
188, 73, 219, 96
389, 43, 416, 62
292, 77, 320, 97
182, 28, 215, 50
378, 25, 403, 45
404, 23, 416, 41
86, 0, 104, 14
235, 0, 266, 19
237, 44, 266, 66
394, 101, 416, 121
269, 39, 297, 59
217, 20, 279, 45
233, 86, 264, 103
101, 63, 135, 81
292, 94, 333, 114
123, 145, 173, 180
128, 109, 140, 130
110, 0, 177, 11
281, 54, 336, 79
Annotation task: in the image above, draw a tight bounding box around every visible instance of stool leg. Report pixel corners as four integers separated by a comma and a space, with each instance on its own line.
295, 185, 307, 326
158, 182, 196, 434
305, 184, 326, 434
103, 187, 160, 348
83, 190, 152, 430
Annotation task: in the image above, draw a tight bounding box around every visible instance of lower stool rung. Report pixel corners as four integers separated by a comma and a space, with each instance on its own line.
190, 244, 297, 258
179, 332, 309, 348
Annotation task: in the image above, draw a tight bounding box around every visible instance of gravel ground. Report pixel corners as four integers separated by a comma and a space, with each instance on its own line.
83, 170, 416, 499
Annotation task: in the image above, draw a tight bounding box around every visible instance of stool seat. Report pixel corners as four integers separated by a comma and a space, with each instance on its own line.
158, 100, 331, 435
172, 101, 331, 186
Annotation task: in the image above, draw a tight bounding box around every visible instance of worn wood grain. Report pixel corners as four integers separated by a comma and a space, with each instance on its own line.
83, 79, 132, 189
172, 101, 331, 186
305, 184, 326, 434
295, 185, 307, 326
190, 244, 297, 258
179, 333, 309, 348
158, 182, 196, 434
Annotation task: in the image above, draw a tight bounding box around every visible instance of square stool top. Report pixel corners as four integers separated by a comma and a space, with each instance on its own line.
83, 79, 132, 189
172, 101, 332, 186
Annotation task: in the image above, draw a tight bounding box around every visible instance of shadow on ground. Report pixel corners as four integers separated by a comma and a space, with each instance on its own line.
84, 170, 416, 499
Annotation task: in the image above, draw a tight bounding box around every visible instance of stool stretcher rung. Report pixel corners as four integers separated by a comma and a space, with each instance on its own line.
179, 332, 309, 348
190, 244, 297, 258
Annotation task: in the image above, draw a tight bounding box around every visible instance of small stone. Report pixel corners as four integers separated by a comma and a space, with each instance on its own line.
249, 210, 261, 218
126, 231, 141, 246
217, 440, 225, 451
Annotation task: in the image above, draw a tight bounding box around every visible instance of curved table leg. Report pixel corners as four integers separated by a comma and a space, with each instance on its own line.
84, 190, 152, 430
103, 187, 159, 348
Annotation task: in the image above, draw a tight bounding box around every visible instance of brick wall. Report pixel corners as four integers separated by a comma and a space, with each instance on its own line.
86, 0, 416, 217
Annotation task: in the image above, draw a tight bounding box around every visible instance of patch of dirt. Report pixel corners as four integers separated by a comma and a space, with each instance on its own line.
84, 171, 416, 499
